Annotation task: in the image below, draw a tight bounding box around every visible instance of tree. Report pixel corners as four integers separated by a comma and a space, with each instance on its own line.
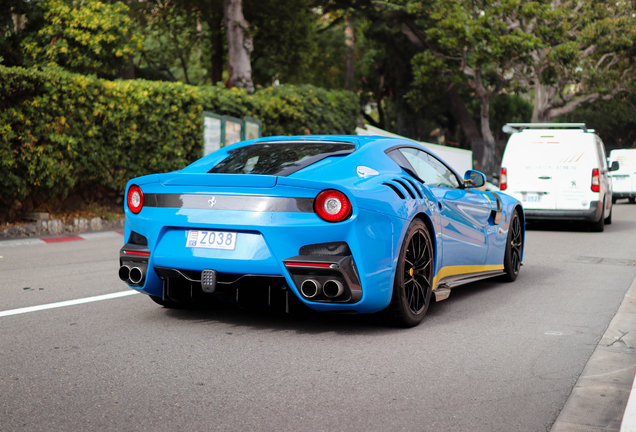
134, 0, 204, 84
224, 0, 254, 93
408, 0, 541, 144
511, 1, 636, 122
20, 0, 141, 77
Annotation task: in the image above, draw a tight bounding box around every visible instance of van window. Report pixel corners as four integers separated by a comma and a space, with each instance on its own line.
595, 137, 608, 170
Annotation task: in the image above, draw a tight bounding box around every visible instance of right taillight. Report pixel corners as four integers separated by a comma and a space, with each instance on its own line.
314, 189, 351, 222
500, 167, 507, 191
127, 185, 144, 214
591, 168, 600, 192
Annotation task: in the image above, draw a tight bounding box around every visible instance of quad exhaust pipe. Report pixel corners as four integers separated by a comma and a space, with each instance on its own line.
118, 265, 131, 282
300, 279, 345, 299
300, 279, 321, 298
323, 280, 344, 298
119, 264, 147, 285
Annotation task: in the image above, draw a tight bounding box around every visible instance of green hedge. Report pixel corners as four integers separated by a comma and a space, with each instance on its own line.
0, 66, 359, 220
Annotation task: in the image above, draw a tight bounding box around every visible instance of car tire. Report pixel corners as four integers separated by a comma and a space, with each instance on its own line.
502, 210, 523, 282
590, 202, 605, 232
612, 197, 617, 204
630, 197, 636, 204
382, 219, 434, 328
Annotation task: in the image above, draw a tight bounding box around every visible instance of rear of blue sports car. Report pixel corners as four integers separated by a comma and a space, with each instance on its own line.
119, 137, 405, 314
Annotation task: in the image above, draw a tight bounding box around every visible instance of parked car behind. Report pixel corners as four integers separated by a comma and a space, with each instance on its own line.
608, 148, 636, 204
500, 123, 619, 232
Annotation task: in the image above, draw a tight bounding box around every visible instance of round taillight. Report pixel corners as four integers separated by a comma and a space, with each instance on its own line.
127, 185, 144, 214
315, 190, 351, 222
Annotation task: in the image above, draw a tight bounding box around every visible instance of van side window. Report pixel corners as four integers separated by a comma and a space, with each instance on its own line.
596, 137, 608, 170
398, 148, 460, 188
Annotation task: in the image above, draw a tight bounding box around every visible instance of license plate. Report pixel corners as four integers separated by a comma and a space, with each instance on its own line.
186, 230, 237, 250
522, 193, 542, 203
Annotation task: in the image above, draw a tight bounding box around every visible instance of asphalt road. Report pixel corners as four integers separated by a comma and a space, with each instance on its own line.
2, 204, 636, 432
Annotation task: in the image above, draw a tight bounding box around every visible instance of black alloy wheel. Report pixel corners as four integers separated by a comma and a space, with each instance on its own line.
503, 210, 523, 282
383, 219, 434, 327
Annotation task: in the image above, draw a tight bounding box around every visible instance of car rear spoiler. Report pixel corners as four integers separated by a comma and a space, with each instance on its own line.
503, 123, 591, 134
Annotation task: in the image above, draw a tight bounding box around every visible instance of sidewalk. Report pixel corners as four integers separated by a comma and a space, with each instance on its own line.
552, 275, 636, 431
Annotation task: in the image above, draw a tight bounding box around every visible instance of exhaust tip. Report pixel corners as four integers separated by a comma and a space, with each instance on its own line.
323, 280, 344, 298
300, 279, 321, 299
118, 265, 131, 282
129, 266, 146, 284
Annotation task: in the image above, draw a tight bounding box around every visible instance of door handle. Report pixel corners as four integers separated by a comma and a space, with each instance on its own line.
538, 176, 552, 180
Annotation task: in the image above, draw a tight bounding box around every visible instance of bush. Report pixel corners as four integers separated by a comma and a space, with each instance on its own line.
0, 66, 359, 221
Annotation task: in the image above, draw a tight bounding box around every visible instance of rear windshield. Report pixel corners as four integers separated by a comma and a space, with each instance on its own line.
209, 142, 355, 176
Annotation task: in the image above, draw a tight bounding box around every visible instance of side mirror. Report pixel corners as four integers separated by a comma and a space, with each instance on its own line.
609, 161, 620, 172
464, 170, 486, 188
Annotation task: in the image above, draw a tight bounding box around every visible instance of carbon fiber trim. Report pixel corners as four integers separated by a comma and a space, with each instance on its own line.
144, 194, 315, 212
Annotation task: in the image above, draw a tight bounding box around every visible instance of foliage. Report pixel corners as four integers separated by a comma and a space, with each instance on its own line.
558, 93, 636, 150
0, 65, 358, 220
134, 0, 204, 84
251, 84, 359, 136
19, 0, 142, 77
245, 0, 320, 87
407, 0, 543, 142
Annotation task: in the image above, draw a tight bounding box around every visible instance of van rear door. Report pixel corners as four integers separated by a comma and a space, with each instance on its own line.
554, 138, 598, 210
610, 149, 636, 194
504, 139, 558, 210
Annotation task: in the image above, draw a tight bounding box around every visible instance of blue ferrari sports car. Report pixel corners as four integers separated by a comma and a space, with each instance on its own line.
119, 135, 524, 327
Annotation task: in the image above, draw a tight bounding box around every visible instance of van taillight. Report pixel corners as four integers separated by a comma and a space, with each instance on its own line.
500, 167, 508, 191
591, 168, 600, 192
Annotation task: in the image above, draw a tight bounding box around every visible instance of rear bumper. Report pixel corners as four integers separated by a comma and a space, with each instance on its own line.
613, 192, 636, 199
525, 201, 601, 222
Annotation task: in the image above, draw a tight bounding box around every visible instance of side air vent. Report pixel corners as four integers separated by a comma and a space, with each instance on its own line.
383, 183, 405, 199
300, 241, 352, 257
403, 178, 423, 198
393, 179, 416, 199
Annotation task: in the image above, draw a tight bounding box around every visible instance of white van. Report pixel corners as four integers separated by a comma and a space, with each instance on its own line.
608, 148, 636, 203
499, 123, 619, 232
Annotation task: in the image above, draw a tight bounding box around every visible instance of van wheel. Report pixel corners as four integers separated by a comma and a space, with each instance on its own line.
590, 203, 605, 232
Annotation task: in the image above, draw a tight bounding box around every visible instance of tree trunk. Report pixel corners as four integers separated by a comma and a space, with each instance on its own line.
446, 84, 482, 146
210, 13, 224, 85
479, 95, 495, 175
224, 0, 254, 94
345, 15, 355, 92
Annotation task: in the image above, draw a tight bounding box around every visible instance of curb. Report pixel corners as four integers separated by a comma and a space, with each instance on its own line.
551, 275, 636, 431
0, 217, 124, 241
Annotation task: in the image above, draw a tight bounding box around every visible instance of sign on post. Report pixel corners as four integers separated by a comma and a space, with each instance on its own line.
244, 117, 262, 141
223, 116, 244, 148
203, 112, 222, 156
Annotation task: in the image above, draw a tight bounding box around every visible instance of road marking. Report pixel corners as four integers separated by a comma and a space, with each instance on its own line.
0, 290, 139, 318
41, 235, 84, 243
0, 230, 125, 248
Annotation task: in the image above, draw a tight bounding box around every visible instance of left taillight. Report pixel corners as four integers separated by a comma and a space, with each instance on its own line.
127, 185, 144, 214
315, 189, 351, 223
591, 168, 600, 192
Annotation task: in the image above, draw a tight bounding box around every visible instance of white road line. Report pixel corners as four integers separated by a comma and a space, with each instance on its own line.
0, 290, 140, 318
79, 232, 124, 240
0, 238, 46, 248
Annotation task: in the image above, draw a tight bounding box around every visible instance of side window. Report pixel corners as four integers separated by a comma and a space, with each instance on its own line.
596, 137, 608, 170
398, 148, 460, 188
